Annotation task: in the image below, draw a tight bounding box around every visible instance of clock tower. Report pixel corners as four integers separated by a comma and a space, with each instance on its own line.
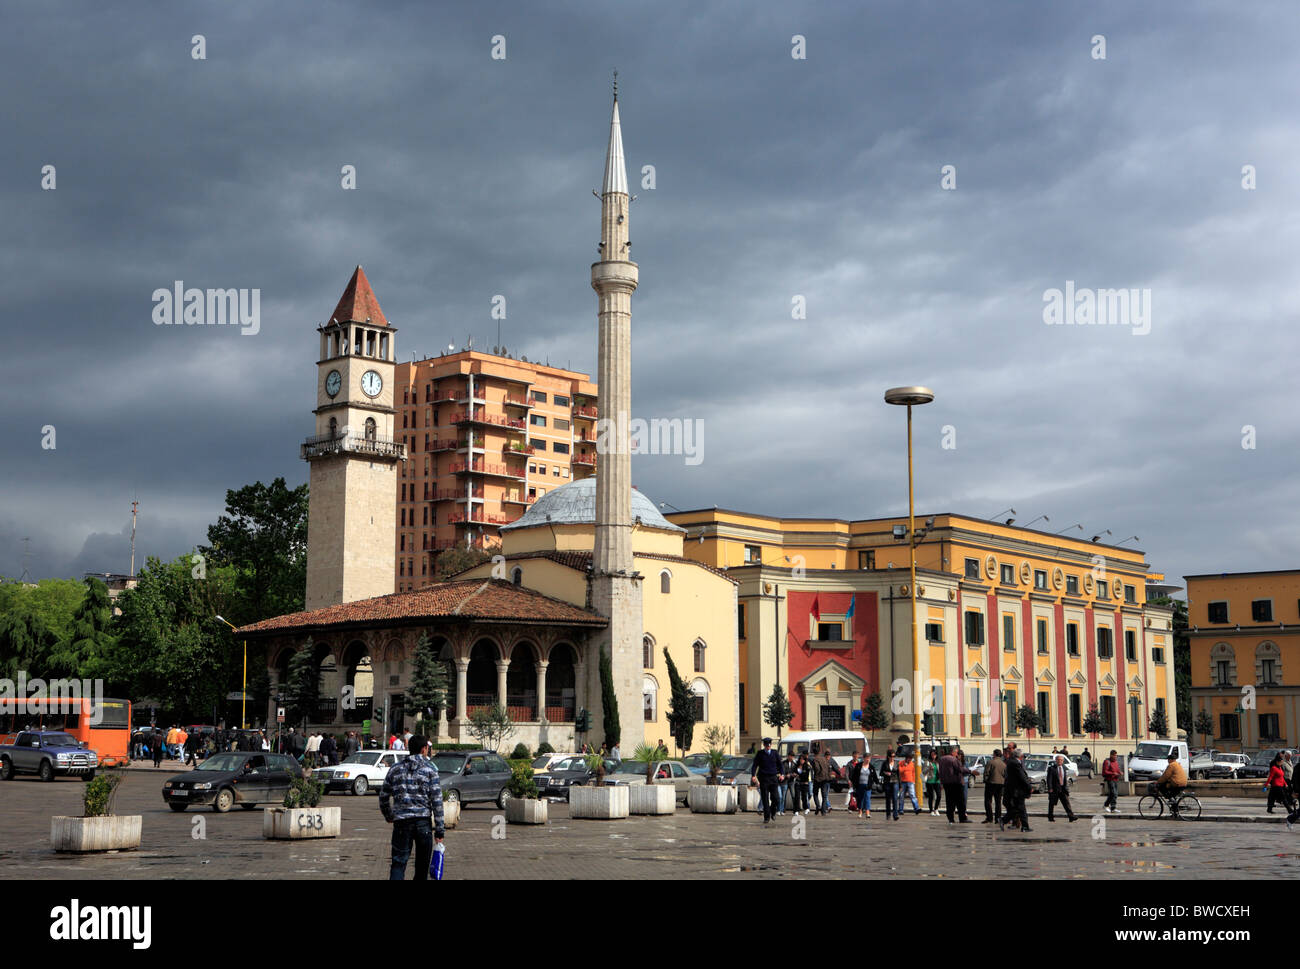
302, 266, 404, 611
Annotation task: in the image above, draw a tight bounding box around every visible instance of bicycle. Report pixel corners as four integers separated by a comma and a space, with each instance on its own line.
1137, 786, 1201, 821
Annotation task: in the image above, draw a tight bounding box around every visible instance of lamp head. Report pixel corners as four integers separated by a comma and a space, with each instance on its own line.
884, 386, 935, 407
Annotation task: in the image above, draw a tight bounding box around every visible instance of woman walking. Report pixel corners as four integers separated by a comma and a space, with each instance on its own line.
924, 750, 942, 815
854, 755, 873, 819
880, 749, 897, 820
792, 753, 811, 814
1267, 754, 1290, 814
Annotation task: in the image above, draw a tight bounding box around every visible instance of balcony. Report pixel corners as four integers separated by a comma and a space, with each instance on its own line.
572, 454, 596, 468
449, 460, 525, 481
447, 511, 514, 527
502, 494, 536, 507
502, 396, 533, 410
302, 431, 405, 462
573, 405, 598, 420
504, 444, 535, 458
450, 410, 528, 433
429, 438, 458, 452
434, 487, 481, 501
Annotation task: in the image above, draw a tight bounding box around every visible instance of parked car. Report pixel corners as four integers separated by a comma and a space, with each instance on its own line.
1237, 749, 1296, 780
1069, 754, 1095, 778
603, 759, 703, 802
1187, 748, 1218, 779
681, 753, 713, 775
777, 731, 866, 790
717, 755, 761, 785
1022, 753, 1078, 794
431, 750, 514, 808
535, 756, 617, 799
162, 752, 303, 812
530, 752, 580, 775
0, 731, 99, 781
315, 749, 408, 795
1205, 752, 1250, 778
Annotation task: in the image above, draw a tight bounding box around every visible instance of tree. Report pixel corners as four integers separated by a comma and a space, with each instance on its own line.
55, 577, 118, 678
1193, 709, 1214, 749
406, 632, 451, 730
663, 648, 696, 754
1150, 595, 1190, 728
1148, 708, 1169, 738
599, 646, 620, 749
467, 703, 515, 753
763, 684, 794, 738
860, 692, 891, 751
1015, 704, 1043, 752
1082, 704, 1106, 745
435, 546, 492, 580
702, 724, 734, 784
201, 477, 309, 622
283, 638, 320, 729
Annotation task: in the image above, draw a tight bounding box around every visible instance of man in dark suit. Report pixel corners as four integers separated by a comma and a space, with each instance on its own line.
1001, 749, 1032, 832
1046, 754, 1079, 822
751, 737, 784, 823
983, 749, 1006, 824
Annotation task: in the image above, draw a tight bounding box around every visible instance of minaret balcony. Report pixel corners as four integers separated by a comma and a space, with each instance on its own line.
301, 432, 404, 462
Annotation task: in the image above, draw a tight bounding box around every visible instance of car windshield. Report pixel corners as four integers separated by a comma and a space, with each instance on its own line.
431, 755, 465, 773
1250, 751, 1275, 765
341, 753, 380, 766
554, 758, 586, 772
42, 733, 79, 748
1135, 744, 1174, 759
1024, 757, 1052, 769
196, 753, 249, 772
613, 760, 648, 774
683, 754, 710, 765
723, 756, 752, 770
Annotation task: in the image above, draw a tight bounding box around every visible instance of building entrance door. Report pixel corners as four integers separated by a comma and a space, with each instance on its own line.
819, 706, 846, 730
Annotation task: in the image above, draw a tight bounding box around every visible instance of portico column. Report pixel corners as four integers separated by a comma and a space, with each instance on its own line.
575, 662, 588, 722
454, 659, 469, 727
536, 661, 549, 723
496, 660, 510, 709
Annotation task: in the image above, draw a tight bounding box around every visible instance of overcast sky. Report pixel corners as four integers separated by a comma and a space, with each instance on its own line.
3, 1, 1297, 590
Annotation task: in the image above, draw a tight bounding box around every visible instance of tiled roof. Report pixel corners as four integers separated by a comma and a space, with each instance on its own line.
236, 579, 606, 637
480, 549, 736, 585
328, 265, 388, 327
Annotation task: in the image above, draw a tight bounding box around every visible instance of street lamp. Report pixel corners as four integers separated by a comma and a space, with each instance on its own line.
884, 385, 934, 779
215, 615, 248, 730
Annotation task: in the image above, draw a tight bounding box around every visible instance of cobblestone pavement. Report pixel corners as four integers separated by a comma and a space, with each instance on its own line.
3, 771, 1298, 880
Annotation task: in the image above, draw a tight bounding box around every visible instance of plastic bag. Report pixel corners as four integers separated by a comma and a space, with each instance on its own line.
429, 841, 445, 880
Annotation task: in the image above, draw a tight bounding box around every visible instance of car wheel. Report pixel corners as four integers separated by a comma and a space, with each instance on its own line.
353, 776, 368, 796
240, 803, 258, 811
497, 786, 512, 809
82, 770, 96, 782
213, 788, 235, 813
444, 788, 460, 804
38, 760, 54, 782
0, 757, 13, 781
168, 802, 188, 812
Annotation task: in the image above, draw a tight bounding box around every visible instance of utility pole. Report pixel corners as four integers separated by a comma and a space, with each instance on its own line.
19, 537, 32, 583
130, 499, 139, 576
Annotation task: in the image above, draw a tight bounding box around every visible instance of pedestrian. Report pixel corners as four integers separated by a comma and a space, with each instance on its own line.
793, 752, 812, 814
811, 746, 832, 815
879, 749, 897, 820
1002, 741, 1018, 821
853, 753, 873, 819
1046, 754, 1079, 822
897, 752, 920, 817
611, 742, 621, 762
751, 737, 784, 824
656, 738, 669, 758
184, 729, 200, 767
983, 748, 1006, 824
391, 732, 406, 751
924, 750, 942, 815
1102, 749, 1122, 813
1001, 748, 1032, 832
1283, 751, 1295, 789
779, 751, 797, 815
378, 734, 445, 880
1060, 745, 1069, 757
845, 752, 864, 816
1267, 755, 1289, 814
1051, 746, 1059, 754
938, 747, 972, 823
151, 729, 163, 768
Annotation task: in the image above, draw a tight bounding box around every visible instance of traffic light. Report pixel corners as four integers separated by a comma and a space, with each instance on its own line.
922, 712, 934, 736
374, 705, 385, 722
576, 709, 590, 732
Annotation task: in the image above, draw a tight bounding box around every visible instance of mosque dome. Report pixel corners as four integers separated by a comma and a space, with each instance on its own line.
500, 478, 684, 533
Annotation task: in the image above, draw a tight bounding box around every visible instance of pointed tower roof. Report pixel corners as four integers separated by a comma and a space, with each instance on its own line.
327, 265, 388, 327
601, 96, 628, 195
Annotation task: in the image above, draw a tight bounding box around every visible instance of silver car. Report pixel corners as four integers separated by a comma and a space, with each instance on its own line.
603, 759, 703, 803
1022, 754, 1078, 794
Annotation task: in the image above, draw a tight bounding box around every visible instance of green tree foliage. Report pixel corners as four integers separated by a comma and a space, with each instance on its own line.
762, 684, 794, 737
861, 692, 891, 750
599, 646, 620, 749
1015, 704, 1043, 751
282, 638, 320, 728
1148, 708, 1170, 738
406, 632, 450, 726
466, 703, 515, 753
435, 546, 493, 580
663, 648, 695, 753
1082, 703, 1106, 741
1149, 596, 1191, 728
1193, 709, 1214, 748
96, 555, 242, 720
0, 578, 88, 681
56, 577, 118, 678
201, 477, 309, 622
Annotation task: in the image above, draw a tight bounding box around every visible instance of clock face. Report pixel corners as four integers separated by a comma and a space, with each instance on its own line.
361, 370, 383, 398
325, 370, 342, 398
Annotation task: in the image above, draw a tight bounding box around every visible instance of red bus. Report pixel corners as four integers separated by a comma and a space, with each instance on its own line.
1, 697, 133, 767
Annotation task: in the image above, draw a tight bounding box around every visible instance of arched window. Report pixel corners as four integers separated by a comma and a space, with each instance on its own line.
693, 639, 706, 674
643, 675, 658, 722
643, 634, 655, 669
364, 417, 377, 442
511, 567, 522, 587
660, 569, 671, 594
689, 678, 709, 722
1256, 641, 1283, 687
1209, 642, 1236, 686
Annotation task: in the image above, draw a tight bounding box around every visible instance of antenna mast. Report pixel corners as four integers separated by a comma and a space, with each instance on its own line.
130, 500, 139, 576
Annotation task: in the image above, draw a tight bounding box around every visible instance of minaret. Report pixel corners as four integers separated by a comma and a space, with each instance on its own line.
589, 79, 644, 751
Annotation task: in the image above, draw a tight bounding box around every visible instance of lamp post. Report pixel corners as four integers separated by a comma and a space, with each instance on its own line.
884, 386, 934, 783
215, 615, 247, 730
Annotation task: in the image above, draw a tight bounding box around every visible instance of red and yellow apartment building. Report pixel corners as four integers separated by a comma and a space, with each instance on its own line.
1186, 569, 1300, 751
667, 509, 1178, 754
393, 351, 598, 590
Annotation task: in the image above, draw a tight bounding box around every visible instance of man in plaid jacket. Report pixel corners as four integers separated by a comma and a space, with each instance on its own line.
379, 734, 445, 880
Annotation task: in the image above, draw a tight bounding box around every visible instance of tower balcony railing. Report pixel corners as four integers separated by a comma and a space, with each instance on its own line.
302, 432, 405, 461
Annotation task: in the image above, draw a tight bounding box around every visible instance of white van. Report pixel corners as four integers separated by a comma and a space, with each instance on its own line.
1127, 739, 1189, 782
777, 731, 867, 789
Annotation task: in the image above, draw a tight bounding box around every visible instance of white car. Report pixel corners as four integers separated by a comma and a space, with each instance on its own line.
314, 750, 408, 795
530, 752, 582, 775
1205, 752, 1250, 779
1021, 753, 1079, 793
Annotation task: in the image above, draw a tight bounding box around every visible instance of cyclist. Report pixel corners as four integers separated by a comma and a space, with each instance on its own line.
1148, 751, 1187, 801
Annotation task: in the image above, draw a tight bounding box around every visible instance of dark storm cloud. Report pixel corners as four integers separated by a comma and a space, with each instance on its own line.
2, 0, 1297, 585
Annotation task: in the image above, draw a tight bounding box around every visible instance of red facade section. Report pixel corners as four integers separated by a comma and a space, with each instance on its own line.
785, 590, 878, 728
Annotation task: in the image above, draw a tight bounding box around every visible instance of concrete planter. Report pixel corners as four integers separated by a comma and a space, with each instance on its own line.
736, 786, 763, 812
443, 800, 460, 828
51, 815, 141, 853
506, 798, 548, 825
263, 805, 341, 840
689, 785, 737, 814
570, 784, 629, 819
629, 783, 677, 815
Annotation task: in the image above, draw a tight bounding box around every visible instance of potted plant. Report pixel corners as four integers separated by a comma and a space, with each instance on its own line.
51, 771, 141, 853
628, 743, 675, 815
264, 770, 340, 840
504, 762, 547, 824
569, 750, 629, 819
